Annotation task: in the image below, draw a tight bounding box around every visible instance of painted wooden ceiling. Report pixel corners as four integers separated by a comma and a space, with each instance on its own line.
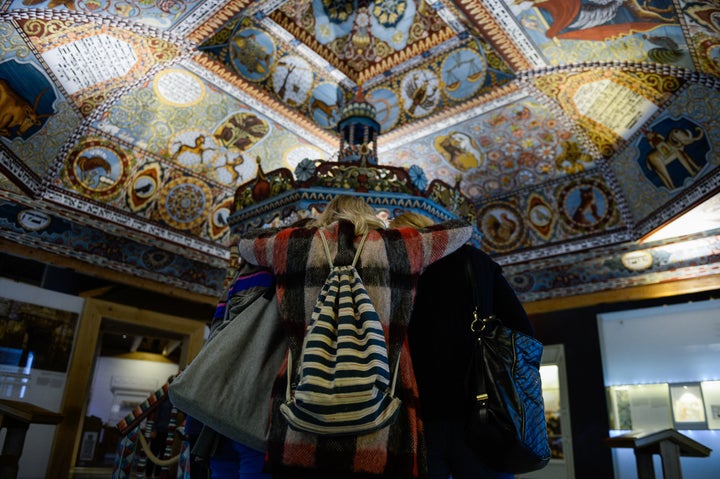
1, 0, 720, 301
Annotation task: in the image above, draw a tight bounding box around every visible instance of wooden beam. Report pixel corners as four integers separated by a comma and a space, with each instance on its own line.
1, 239, 219, 306
78, 285, 115, 298
523, 273, 720, 315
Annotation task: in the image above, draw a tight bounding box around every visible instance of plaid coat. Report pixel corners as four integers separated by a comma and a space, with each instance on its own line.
237, 219, 472, 478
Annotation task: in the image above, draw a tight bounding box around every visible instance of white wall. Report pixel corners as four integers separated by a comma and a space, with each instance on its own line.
0, 278, 84, 479
87, 356, 179, 426
598, 299, 720, 479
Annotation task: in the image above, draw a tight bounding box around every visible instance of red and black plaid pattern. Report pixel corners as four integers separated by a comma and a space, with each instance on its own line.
237, 219, 472, 478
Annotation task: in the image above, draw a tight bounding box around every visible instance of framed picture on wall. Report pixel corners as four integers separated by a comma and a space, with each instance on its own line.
0, 296, 79, 373
701, 381, 720, 429
670, 382, 707, 429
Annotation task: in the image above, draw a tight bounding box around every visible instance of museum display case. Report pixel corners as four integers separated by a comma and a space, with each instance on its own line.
607, 380, 720, 431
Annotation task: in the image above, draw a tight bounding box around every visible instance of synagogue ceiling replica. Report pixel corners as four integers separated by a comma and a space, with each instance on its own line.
1, 0, 720, 306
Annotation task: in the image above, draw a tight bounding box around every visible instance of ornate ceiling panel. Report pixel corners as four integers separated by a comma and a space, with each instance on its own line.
1, 0, 720, 301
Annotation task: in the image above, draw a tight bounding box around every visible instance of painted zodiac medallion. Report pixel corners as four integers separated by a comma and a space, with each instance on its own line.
66, 140, 129, 198
477, 202, 525, 253
0, 61, 55, 140
400, 68, 440, 117
230, 28, 275, 82
309, 82, 344, 129
272, 55, 312, 107
558, 179, 614, 233
441, 47, 487, 101
367, 87, 400, 132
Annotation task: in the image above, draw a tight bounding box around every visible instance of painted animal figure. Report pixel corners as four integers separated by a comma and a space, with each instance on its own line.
486, 212, 517, 244
172, 135, 215, 163
406, 73, 438, 115
0, 79, 51, 137
76, 155, 111, 186
645, 127, 703, 189
555, 141, 592, 174
214, 153, 246, 183
310, 96, 340, 124
572, 187, 601, 225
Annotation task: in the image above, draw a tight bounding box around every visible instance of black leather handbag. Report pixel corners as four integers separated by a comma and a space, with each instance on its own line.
464, 259, 551, 473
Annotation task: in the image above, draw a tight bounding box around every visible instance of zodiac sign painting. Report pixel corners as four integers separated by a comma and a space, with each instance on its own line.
230, 28, 275, 82
478, 202, 526, 252
440, 47, 487, 101
558, 179, 614, 233
272, 55, 312, 107
0, 61, 56, 140
67, 140, 128, 198
400, 68, 440, 117
434, 131, 484, 172
366, 87, 400, 132
636, 118, 709, 190
309, 82, 344, 129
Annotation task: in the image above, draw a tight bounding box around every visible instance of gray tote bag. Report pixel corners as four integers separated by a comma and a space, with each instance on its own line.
169, 287, 285, 451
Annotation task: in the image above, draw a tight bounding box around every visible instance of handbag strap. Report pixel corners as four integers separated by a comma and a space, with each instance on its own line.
465, 253, 493, 421
465, 253, 495, 332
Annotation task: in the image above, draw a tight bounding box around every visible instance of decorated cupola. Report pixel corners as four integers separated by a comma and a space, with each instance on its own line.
230, 85, 480, 247
337, 86, 380, 165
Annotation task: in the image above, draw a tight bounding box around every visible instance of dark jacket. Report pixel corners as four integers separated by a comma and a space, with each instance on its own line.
408, 244, 533, 421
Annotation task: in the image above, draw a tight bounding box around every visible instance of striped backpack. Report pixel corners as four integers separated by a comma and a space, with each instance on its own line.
280, 229, 401, 436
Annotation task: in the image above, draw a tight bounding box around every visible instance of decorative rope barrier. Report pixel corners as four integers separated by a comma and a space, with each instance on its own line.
137, 433, 180, 467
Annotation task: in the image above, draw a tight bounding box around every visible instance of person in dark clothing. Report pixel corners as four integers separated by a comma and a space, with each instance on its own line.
393, 212, 534, 479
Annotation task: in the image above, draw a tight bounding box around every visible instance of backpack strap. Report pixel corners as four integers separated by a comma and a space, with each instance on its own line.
319, 230, 334, 269
318, 229, 369, 268
352, 232, 369, 267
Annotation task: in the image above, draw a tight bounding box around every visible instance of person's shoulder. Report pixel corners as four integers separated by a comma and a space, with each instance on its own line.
460, 243, 490, 259
458, 244, 502, 270
240, 224, 318, 240
239, 226, 280, 239
383, 219, 472, 240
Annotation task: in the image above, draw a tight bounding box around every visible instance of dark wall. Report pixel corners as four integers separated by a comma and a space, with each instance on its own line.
532, 307, 612, 479
530, 287, 720, 479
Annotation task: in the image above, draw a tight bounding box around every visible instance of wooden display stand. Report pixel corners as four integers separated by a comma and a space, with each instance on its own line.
0, 399, 64, 479
605, 429, 712, 479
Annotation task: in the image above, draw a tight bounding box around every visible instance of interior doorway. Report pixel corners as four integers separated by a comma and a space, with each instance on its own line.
48, 298, 206, 476
74, 319, 188, 471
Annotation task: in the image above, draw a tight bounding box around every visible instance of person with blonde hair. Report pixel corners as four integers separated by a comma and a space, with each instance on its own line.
390, 211, 435, 229
237, 194, 473, 479
310, 194, 387, 234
